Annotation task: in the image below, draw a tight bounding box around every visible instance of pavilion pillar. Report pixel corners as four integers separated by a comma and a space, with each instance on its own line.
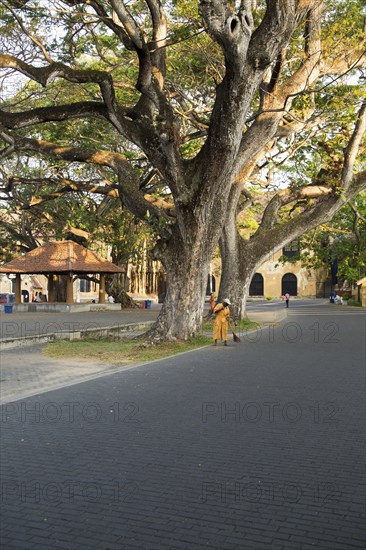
99, 274, 106, 304
66, 273, 74, 304
15, 274, 21, 304
48, 273, 55, 303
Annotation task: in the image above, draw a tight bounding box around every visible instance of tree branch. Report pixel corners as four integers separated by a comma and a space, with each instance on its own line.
247, 0, 314, 70
110, 0, 145, 50
256, 99, 366, 232
0, 102, 109, 130
341, 100, 366, 189
199, 0, 252, 61
4, 2, 54, 63
0, 54, 120, 120
0, 130, 173, 235
146, 0, 168, 89
193, 0, 312, 200
250, 169, 366, 264
70, 0, 135, 49
3, 173, 176, 215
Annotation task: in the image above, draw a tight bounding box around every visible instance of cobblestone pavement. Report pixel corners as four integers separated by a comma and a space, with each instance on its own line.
0, 299, 288, 403
0, 304, 365, 549
0, 345, 140, 405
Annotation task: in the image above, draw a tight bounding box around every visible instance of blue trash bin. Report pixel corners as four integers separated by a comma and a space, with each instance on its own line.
4, 305, 13, 313
145, 300, 151, 309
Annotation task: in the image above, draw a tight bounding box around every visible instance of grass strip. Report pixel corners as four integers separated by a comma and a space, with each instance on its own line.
44, 334, 211, 364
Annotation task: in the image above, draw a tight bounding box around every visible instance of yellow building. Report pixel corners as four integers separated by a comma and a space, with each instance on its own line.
356, 276, 366, 307
212, 242, 330, 299
248, 249, 326, 298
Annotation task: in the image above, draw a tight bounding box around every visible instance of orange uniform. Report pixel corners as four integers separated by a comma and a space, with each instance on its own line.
213, 303, 230, 341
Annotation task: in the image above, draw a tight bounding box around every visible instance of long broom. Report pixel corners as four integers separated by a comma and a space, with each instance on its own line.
230, 323, 241, 343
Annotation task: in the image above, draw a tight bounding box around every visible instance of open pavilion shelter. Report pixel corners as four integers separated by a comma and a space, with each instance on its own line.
0, 241, 125, 305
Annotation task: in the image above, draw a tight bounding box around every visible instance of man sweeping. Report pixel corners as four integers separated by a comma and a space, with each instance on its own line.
213, 298, 231, 346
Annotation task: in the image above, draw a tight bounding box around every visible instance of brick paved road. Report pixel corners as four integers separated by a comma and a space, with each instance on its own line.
1, 304, 365, 549
0, 345, 137, 405
0, 299, 289, 403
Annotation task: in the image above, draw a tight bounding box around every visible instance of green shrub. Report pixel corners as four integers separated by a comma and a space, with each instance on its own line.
346, 299, 362, 307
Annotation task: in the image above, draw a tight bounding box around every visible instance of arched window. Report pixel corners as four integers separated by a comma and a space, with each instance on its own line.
282, 273, 297, 296
249, 273, 264, 296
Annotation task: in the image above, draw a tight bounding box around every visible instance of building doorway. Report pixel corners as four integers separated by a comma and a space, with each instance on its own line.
282, 273, 297, 296
249, 273, 264, 296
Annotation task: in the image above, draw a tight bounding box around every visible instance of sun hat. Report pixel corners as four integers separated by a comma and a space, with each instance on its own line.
223, 298, 231, 305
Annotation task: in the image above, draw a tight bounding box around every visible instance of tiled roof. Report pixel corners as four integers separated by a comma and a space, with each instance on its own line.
0, 241, 125, 274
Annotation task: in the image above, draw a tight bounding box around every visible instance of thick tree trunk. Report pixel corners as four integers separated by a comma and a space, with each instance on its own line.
219, 223, 258, 319
217, 184, 260, 319
218, 198, 295, 320
147, 239, 210, 341
147, 200, 225, 340
106, 273, 137, 308
218, 208, 251, 318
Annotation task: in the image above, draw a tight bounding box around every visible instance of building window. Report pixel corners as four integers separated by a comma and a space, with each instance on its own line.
80, 279, 91, 293
283, 239, 300, 258
249, 273, 264, 296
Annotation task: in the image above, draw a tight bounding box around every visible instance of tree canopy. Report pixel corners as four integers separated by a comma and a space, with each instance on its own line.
1, 0, 365, 337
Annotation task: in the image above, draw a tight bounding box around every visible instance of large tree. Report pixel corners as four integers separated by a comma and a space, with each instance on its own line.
218, 98, 366, 314
0, 0, 364, 336
217, 0, 366, 315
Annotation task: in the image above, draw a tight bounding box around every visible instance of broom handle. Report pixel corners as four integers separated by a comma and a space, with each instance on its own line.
229, 322, 237, 335
229, 316, 238, 331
